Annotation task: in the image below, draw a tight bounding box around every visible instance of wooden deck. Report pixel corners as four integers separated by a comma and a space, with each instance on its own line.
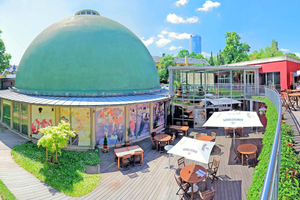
80, 127, 263, 200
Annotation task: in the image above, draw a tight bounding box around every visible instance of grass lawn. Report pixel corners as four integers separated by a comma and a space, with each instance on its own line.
0, 179, 17, 200
11, 142, 101, 197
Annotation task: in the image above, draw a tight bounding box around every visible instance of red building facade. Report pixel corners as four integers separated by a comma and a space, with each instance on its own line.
228, 56, 300, 91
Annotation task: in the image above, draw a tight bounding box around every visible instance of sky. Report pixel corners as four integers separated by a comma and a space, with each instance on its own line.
0, 0, 300, 65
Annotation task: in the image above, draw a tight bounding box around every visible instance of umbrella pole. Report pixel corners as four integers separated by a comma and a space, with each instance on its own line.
233, 128, 236, 147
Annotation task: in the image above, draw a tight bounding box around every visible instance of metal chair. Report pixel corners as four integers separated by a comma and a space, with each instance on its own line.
121, 154, 132, 169
211, 132, 216, 142
150, 136, 156, 149
169, 134, 176, 145
159, 141, 168, 153
245, 153, 257, 168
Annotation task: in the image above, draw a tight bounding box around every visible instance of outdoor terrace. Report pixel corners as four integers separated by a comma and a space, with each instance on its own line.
83, 127, 264, 200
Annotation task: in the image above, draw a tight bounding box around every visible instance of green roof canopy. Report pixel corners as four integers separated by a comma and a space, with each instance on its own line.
15, 14, 160, 96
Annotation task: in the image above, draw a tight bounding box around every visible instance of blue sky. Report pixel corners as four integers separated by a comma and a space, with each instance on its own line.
0, 0, 300, 65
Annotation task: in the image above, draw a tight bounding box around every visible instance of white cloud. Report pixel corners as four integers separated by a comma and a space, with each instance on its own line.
168, 32, 190, 40
157, 34, 164, 38
202, 52, 211, 58
156, 38, 172, 47
186, 16, 199, 23
140, 36, 155, 47
295, 52, 300, 58
197, 1, 220, 12
161, 30, 168, 35
280, 48, 289, 52
165, 14, 199, 24
169, 46, 183, 50
175, 0, 189, 7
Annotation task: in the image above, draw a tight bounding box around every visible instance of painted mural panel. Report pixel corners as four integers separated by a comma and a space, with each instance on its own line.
31, 105, 55, 139
128, 105, 137, 140
96, 107, 125, 145
153, 101, 165, 132
71, 108, 91, 146
60, 107, 74, 145
137, 103, 150, 138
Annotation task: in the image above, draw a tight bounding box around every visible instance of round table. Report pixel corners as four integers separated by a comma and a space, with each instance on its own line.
237, 144, 258, 165
154, 134, 171, 151
197, 135, 214, 142
180, 164, 207, 199
164, 145, 174, 170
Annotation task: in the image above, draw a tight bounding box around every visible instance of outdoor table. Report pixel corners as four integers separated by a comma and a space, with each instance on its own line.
169, 125, 189, 136
164, 145, 174, 170
154, 134, 171, 151
197, 135, 214, 142
180, 164, 207, 200
114, 145, 144, 169
237, 144, 257, 165
288, 93, 300, 105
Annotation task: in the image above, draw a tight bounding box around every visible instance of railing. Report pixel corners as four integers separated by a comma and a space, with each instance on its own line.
260, 88, 282, 200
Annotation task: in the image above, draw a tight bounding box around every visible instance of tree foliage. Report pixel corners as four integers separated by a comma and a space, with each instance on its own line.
222, 32, 250, 64
0, 30, 11, 72
177, 49, 189, 58
249, 40, 285, 60
286, 53, 300, 59
37, 120, 76, 159
208, 51, 214, 66
158, 55, 176, 83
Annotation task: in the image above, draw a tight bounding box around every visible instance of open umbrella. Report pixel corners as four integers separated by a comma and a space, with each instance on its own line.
203, 110, 263, 145
209, 98, 242, 106
167, 137, 215, 164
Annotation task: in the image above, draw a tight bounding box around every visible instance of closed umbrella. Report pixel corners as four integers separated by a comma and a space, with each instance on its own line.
167, 137, 215, 164
203, 110, 263, 145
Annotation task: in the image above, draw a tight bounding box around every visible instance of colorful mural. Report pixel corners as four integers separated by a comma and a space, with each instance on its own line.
128, 105, 137, 140
153, 101, 165, 132
137, 103, 150, 138
96, 107, 125, 145
71, 108, 91, 146
31, 105, 55, 139
60, 107, 76, 145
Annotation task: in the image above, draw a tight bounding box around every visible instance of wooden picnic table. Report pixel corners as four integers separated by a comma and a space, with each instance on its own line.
114, 145, 144, 169
169, 125, 189, 136
197, 135, 214, 142
180, 164, 207, 199
154, 134, 171, 150
237, 144, 257, 165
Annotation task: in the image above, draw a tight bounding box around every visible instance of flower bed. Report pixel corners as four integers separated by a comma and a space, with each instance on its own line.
247, 97, 300, 199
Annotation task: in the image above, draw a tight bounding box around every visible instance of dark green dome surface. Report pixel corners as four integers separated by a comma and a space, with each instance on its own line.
15, 15, 160, 95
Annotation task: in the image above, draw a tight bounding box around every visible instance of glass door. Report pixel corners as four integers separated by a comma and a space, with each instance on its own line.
244, 70, 256, 96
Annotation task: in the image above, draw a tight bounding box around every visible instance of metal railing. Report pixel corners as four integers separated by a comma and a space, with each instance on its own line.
260, 87, 282, 200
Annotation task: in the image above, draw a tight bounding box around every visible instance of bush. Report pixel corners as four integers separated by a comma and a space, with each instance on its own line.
247, 97, 300, 199
11, 142, 101, 196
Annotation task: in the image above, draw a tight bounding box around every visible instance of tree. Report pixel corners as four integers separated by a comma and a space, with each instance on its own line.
222, 32, 250, 64
286, 53, 300, 59
177, 49, 189, 58
0, 30, 11, 72
249, 40, 285, 60
218, 50, 225, 65
37, 120, 76, 163
158, 55, 176, 83
208, 51, 214, 66
189, 51, 196, 58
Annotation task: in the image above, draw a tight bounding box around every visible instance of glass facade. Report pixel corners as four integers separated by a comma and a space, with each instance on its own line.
13, 102, 20, 131
21, 104, 28, 136
170, 67, 259, 129
259, 72, 280, 90
3, 100, 11, 127
190, 34, 201, 54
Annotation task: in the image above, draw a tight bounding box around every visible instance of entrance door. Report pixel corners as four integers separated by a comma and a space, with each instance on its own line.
244, 70, 256, 96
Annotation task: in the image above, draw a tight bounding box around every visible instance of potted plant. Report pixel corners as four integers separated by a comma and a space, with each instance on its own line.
259, 106, 266, 115
103, 134, 108, 149
151, 132, 156, 137
127, 127, 131, 138
153, 120, 158, 129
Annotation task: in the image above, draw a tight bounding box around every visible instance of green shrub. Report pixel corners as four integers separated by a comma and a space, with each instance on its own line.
247, 96, 300, 200
0, 179, 17, 200
11, 142, 101, 196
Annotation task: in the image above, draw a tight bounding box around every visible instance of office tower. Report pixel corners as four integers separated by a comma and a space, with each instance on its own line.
190, 34, 201, 54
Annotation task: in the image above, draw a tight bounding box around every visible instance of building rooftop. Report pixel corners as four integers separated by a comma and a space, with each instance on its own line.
152, 56, 209, 65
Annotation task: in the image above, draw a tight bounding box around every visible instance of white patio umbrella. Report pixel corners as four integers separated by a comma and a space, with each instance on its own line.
167, 137, 215, 164
209, 98, 242, 106
203, 110, 263, 145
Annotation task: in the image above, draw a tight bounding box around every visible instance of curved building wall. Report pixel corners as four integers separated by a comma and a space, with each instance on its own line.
0, 99, 167, 149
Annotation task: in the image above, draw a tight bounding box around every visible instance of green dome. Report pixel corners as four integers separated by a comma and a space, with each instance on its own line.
15, 14, 160, 95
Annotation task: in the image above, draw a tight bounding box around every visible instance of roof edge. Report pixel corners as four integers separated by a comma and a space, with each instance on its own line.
226, 56, 300, 66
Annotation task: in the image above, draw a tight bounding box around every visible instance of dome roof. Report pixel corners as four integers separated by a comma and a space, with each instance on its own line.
14, 13, 160, 96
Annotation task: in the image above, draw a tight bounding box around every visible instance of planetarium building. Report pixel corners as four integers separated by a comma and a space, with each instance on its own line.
0, 10, 169, 149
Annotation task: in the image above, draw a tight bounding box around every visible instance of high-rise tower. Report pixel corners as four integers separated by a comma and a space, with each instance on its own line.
190, 34, 201, 54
